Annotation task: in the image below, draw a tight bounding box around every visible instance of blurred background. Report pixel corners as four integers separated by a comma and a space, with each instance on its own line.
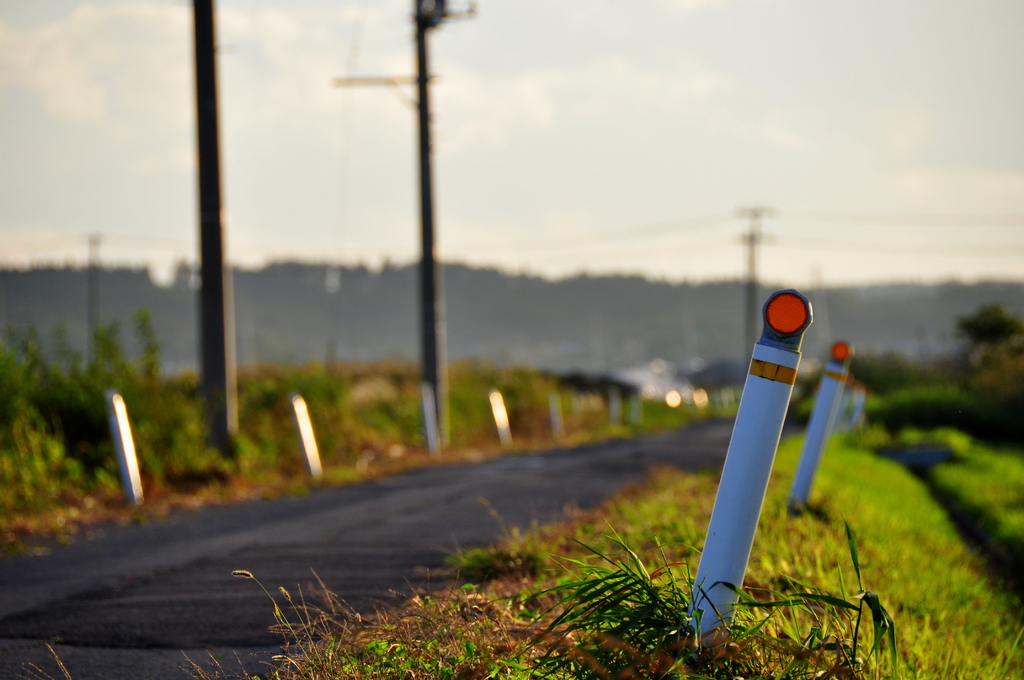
2, 0, 1023, 371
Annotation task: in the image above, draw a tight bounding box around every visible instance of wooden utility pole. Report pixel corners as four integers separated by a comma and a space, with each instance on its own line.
738, 206, 775, 356
192, 0, 238, 454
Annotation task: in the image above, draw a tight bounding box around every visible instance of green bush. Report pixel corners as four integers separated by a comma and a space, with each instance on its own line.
850, 352, 954, 396
867, 385, 1021, 443
1, 315, 706, 525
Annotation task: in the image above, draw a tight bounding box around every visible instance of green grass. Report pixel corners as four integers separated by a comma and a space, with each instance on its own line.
525, 436, 1023, 678
924, 431, 1024, 566
211, 431, 1024, 679
467, 431, 1024, 678
767, 434, 1024, 679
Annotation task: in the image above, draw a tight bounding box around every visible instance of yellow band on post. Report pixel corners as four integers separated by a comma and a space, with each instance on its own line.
749, 359, 798, 385
824, 370, 845, 381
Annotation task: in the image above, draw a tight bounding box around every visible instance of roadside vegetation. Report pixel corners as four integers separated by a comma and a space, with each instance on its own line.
916, 428, 1024, 571
9, 301, 1024, 678
0, 315, 708, 550
206, 430, 1023, 679
852, 303, 1024, 444
195, 302, 1024, 680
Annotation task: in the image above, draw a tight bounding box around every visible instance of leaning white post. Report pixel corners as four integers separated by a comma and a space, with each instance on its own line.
289, 394, 323, 480
420, 382, 440, 455
488, 389, 513, 448
848, 384, 866, 429
548, 391, 564, 439
690, 290, 812, 636
831, 388, 852, 433
788, 342, 853, 513
104, 389, 144, 506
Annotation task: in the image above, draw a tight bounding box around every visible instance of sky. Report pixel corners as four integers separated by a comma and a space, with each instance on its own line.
1, 0, 1023, 288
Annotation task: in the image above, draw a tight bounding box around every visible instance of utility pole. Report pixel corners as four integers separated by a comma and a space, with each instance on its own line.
415, 0, 447, 445
812, 265, 832, 352
87, 234, 100, 357
333, 0, 474, 446
737, 206, 775, 356
192, 0, 238, 455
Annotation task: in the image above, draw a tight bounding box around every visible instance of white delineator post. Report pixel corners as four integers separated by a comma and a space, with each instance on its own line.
690, 290, 812, 635
608, 386, 622, 426
104, 389, 144, 506
420, 382, 440, 455
289, 394, 323, 480
549, 391, 564, 439
629, 392, 642, 425
835, 381, 866, 433
848, 384, 866, 429
489, 389, 513, 448
788, 342, 853, 513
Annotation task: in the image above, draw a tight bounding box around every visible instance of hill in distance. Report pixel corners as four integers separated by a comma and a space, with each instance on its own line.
2, 261, 1022, 377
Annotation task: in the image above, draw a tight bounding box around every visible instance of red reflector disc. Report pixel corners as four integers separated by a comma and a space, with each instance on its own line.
831, 341, 851, 362
765, 292, 809, 335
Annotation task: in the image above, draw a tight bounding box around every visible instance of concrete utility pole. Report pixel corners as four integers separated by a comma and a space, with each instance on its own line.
333, 0, 474, 446
192, 0, 238, 454
87, 234, 100, 357
415, 0, 447, 444
738, 206, 775, 356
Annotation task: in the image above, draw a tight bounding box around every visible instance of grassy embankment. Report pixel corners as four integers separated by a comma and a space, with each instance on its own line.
892, 427, 1024, 572
1, 318, 708, 550
212, 429, 1024, 680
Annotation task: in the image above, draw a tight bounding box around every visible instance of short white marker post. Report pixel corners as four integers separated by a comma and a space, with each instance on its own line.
549, 391, 564, 439
608, 386, 622, 426
848, 384, 866, 429
420, 382, 440, 455
488, 389, 513, 448
104, 389, 144, 506
289, 394, 323, 480
629, 392, 642, 425
690, 290, 812, 636
788, 342, 853, 513
831, 388, 852, 433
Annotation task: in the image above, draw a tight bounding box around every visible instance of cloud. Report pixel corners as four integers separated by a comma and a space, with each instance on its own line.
656, 0, 728, 16
892, 166, 1024, 210
435, 67, 557, 152
0, 2, 406, 157
0, 2, 192, 128
881, 103, 933, 160
433, 53, 736, 154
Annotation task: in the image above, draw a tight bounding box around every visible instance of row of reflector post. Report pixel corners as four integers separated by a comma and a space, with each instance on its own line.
103, 287, 857, 643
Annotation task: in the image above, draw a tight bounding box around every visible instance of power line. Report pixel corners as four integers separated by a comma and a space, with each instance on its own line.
448, 213, 734, 253
483, 236, 737, 264
5, 208, 1022, 267
770, 235, 1024, 257
778, 208, 1024, 227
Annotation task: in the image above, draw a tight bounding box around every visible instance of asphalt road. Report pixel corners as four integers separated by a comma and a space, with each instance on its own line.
0, 419, 733, 680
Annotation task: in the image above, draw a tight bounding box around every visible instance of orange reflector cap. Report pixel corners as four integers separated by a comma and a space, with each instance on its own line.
831, 341, 852, 362
765, 292, 810, 335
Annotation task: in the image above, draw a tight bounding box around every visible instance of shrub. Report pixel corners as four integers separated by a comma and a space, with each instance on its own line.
867, 385, 1022, 443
